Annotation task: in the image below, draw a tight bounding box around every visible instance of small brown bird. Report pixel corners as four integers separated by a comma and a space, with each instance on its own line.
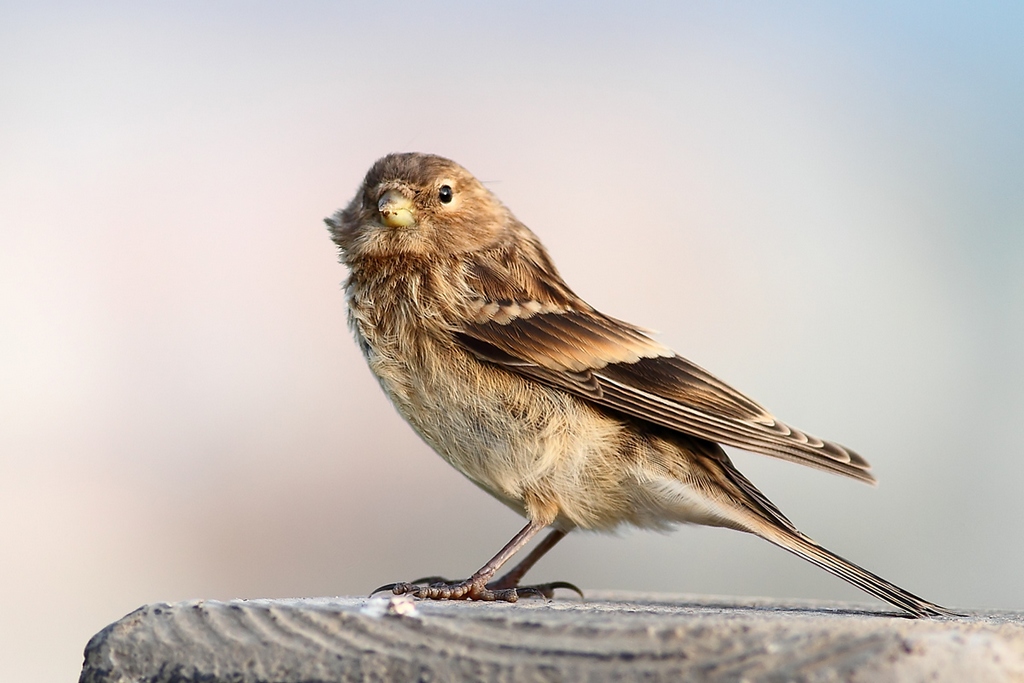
326, 152, 949, 617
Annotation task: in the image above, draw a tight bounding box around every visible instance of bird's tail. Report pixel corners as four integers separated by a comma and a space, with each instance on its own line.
671, 440, 955, 618
757, 524, 956, 618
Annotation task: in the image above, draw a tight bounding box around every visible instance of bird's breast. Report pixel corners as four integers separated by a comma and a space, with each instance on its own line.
344, 269, 665, 530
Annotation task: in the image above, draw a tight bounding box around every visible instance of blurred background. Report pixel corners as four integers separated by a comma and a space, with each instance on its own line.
2, 1, 1022, 680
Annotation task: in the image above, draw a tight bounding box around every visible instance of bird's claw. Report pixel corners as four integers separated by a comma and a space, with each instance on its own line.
369, 577, 452, 597
371, 578, 511, 601
370, 577, 583, 601
534, 580, 584, 599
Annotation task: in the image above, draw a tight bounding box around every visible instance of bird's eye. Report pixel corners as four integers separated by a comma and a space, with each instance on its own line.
438, 185, 454, 204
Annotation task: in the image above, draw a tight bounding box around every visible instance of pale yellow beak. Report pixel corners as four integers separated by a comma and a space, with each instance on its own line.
377, 190, 415, 228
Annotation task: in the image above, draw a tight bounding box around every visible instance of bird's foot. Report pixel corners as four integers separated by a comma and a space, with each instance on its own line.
486, 575, 584, 599
371, 577, 520, 601
371, 575, 583, 601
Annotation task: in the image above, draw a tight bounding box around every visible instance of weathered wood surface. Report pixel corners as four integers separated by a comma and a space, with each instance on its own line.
80, 592, 1024, 683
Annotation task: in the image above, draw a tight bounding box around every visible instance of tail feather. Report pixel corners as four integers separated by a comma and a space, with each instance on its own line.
761, 527, 956, 618
712, 450, 955, 618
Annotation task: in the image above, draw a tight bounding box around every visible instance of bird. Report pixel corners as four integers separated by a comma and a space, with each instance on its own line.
325, 152, 951, 618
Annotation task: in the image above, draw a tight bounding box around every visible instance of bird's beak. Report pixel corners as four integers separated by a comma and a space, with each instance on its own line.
377, 190, 415, 228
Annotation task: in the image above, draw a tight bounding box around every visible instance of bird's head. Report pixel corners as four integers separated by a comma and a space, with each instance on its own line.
327, 153, 512, 263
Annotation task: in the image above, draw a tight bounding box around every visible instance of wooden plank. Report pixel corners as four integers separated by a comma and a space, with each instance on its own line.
79, 592, 1024, 682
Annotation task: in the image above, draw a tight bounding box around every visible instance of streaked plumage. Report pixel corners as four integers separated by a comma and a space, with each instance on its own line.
326, 152, 950, 617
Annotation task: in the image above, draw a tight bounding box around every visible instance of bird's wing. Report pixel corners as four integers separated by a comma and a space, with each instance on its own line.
455, 298, 875, 484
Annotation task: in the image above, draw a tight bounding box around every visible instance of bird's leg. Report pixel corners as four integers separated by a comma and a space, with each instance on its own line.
485, 528, 583, 598
391, 528, 582, 600
487, 528, 565, 588
375, 520, 547, 601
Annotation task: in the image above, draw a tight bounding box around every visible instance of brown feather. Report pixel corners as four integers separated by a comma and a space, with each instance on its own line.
456, 302, 874, 483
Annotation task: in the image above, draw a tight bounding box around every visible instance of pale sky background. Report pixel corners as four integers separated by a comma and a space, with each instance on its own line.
2, 2, 1023, 681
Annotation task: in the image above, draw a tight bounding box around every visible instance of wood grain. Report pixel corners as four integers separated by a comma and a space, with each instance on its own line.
80, 592, 1024, 683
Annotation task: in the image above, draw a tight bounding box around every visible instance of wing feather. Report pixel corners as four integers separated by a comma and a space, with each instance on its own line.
457, 306, 874, 484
